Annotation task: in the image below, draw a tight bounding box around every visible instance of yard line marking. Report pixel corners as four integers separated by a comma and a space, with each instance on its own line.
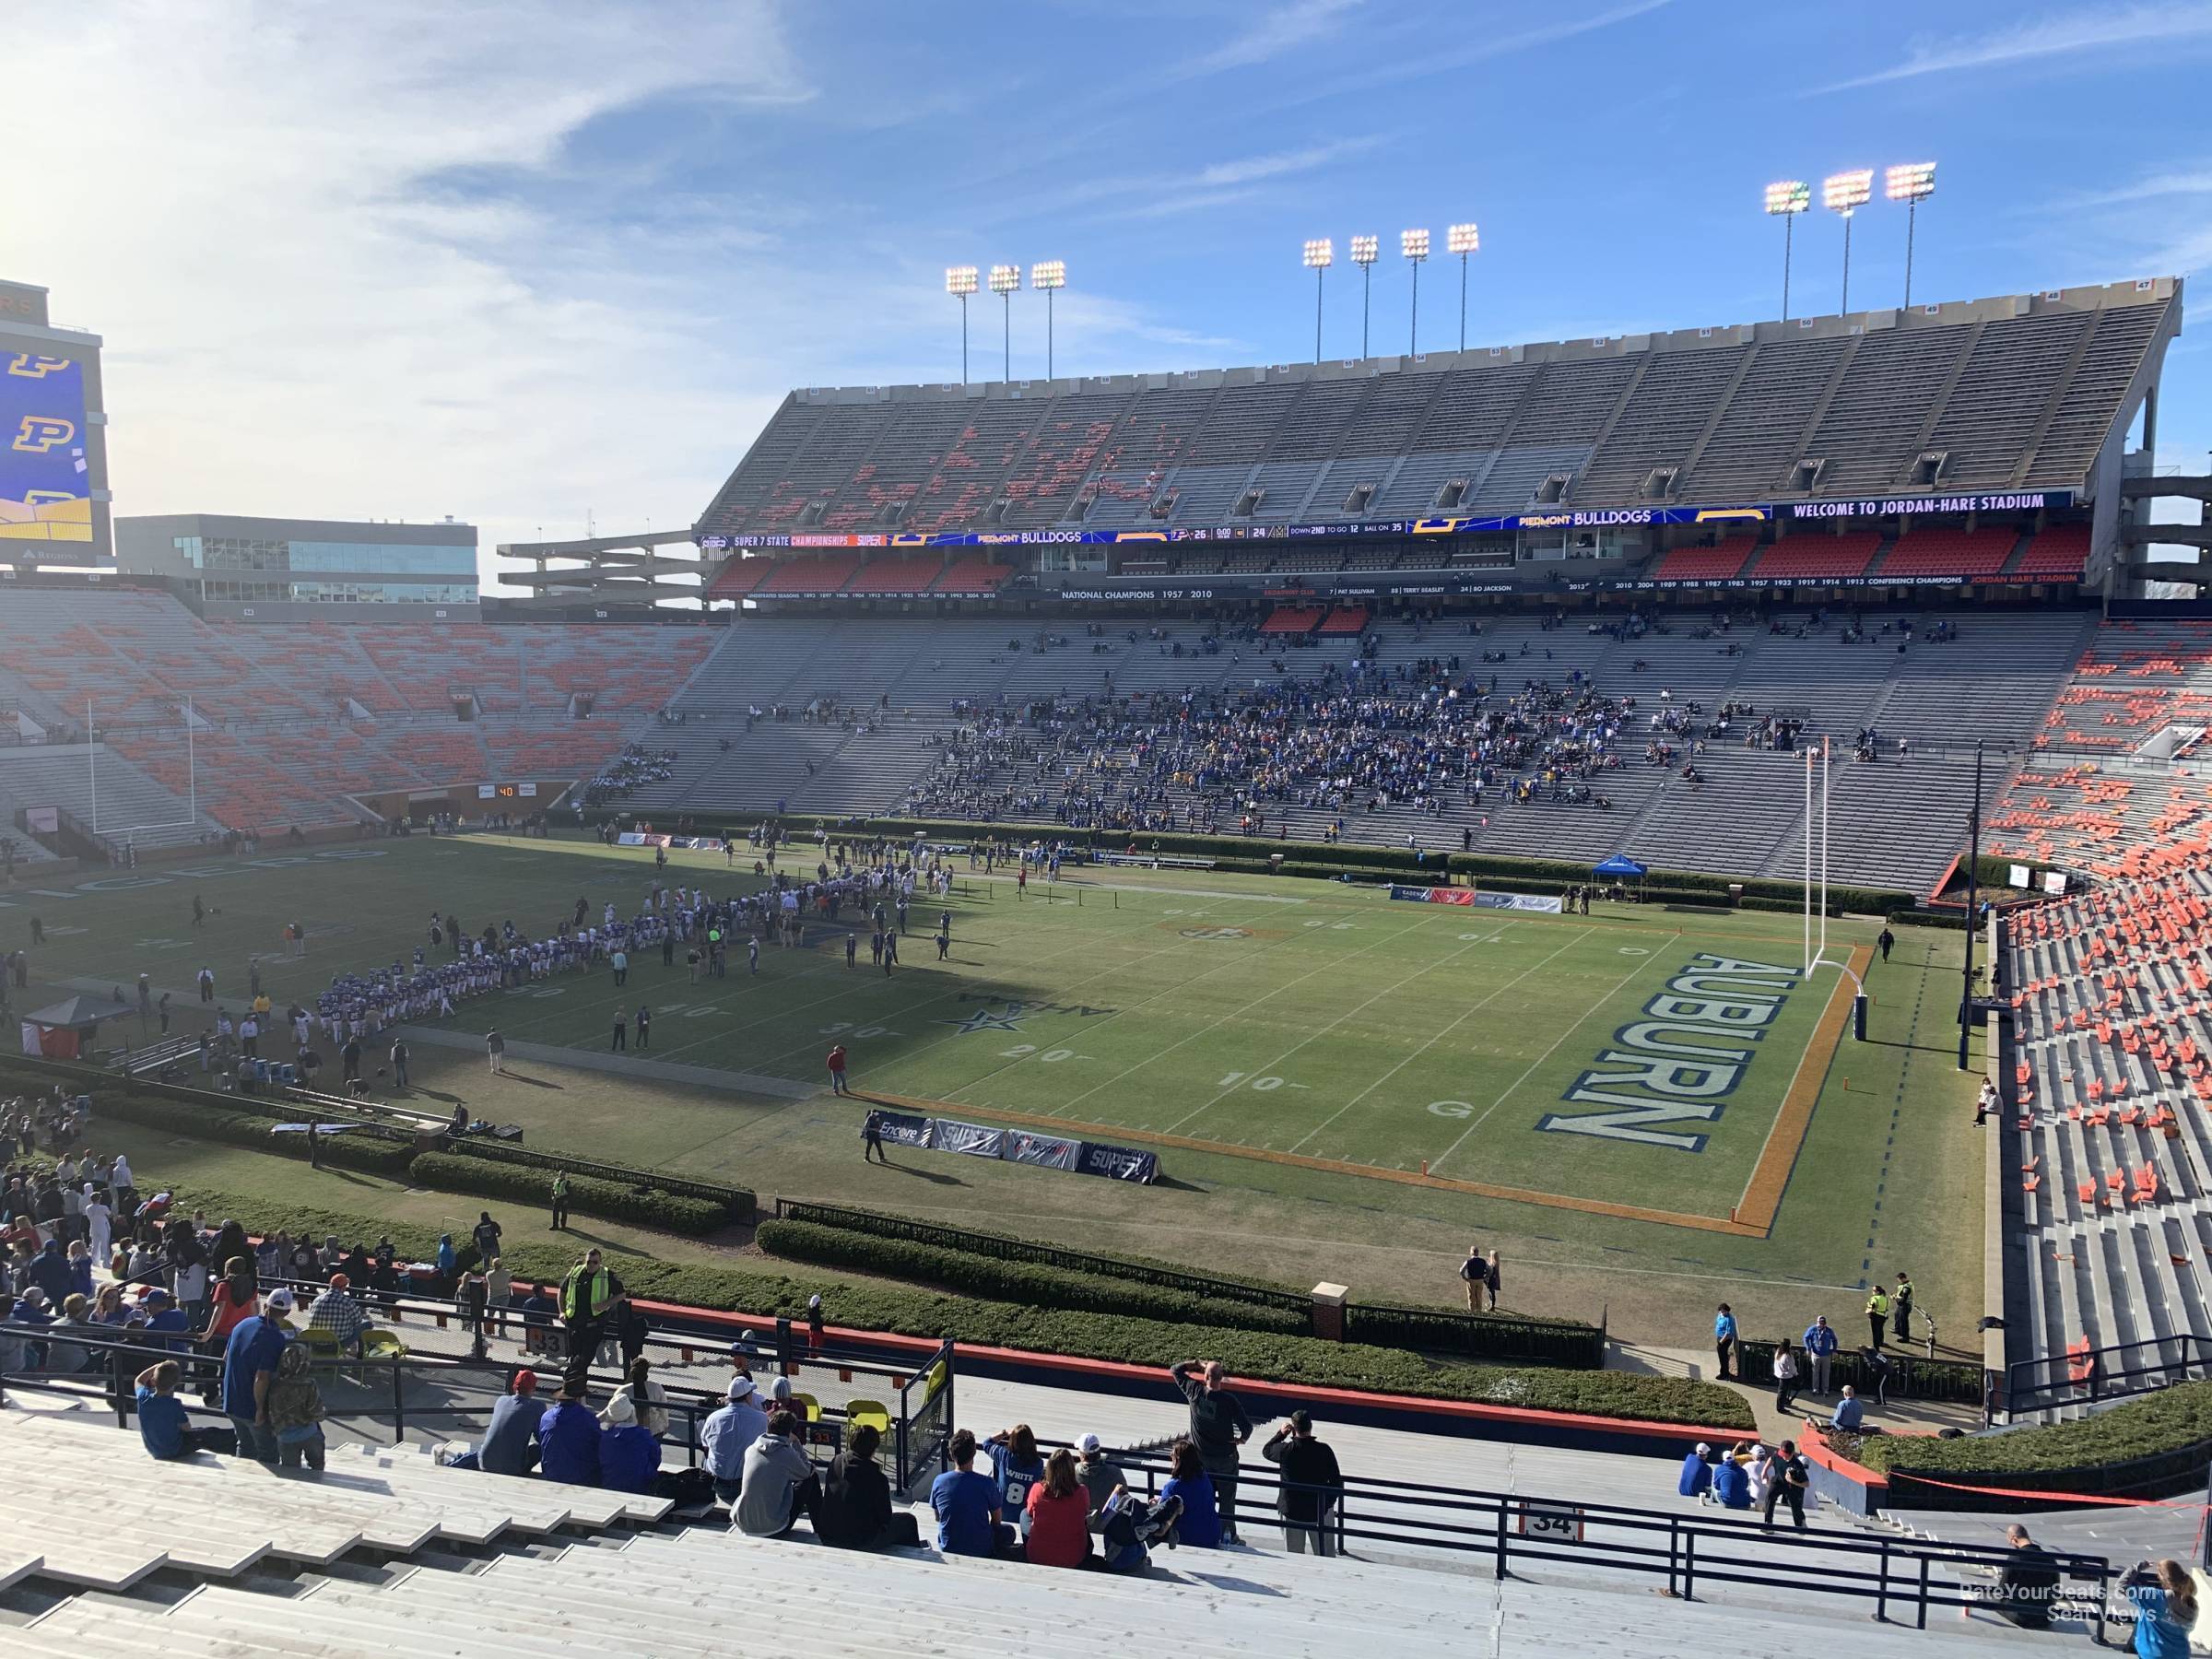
1155, 917, 1500, 1135
1282, 926, 1591, 1156
827, 902, 1309, 1084
1428, 946, 1666, 1175
937, 902, 1342, 1102
1053, 909, 1451, 1119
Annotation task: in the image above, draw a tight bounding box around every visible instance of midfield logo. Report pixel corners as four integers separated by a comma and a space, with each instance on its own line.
939, 1004, 1031, 1034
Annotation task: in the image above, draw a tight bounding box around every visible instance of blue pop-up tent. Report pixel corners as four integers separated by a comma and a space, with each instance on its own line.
1593, 853, 1647, 878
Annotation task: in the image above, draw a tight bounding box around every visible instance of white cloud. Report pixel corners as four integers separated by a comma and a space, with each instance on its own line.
1817, 2, 2212, 92
1181, 0, 1366, 78
2, 2, 812, 586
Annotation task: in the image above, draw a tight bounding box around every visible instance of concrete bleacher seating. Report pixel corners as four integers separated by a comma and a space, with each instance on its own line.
696, 284, 2167, 540
0, 743, 222, 852
629, 606, 2096, 893
1651, 541, 1755, 582
0, 1395, 2069, 1658
0, 1406, 667, 1593
2001, 865, 2212, 1407
0, 592, 713, 831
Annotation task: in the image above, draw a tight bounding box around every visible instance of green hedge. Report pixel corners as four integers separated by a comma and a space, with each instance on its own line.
88, 1088, 418, 1177
165, 1186, 1751, 1429
407, 1152, 726, 1239
757, 1218, 1309, 1335
773, 1200, 1301, 1306
1855, 1382, 2212, 1493
769, 1201, 1604, 1366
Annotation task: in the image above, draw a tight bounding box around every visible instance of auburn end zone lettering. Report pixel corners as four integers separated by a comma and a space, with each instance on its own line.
1536, 955, 1801, 1152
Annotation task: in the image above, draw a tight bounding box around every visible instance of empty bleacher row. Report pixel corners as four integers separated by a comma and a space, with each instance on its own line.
2002, 864, 2212, 1406
695, 285, 2169, 541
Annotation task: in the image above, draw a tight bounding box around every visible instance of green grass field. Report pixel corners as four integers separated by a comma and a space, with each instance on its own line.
0, 832, 1986, 1348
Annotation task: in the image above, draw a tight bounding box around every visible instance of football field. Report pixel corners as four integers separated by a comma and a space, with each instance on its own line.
4, 831, 1874, 1240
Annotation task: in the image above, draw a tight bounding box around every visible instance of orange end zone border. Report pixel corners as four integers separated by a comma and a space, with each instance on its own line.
855, 944, 1870, 1240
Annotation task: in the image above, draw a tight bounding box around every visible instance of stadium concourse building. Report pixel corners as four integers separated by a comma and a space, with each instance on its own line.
113, 512, 481, 619
647, 276, 2194, 613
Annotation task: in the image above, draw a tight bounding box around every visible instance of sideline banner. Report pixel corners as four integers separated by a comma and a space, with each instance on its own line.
1388, 885, 1473, 905
930, 1118, 1006, 1159
870, 1111, 934, 1149
1004, 1130, 1084, 1171
1473, 891, 1565, 914
1077, 1142, 1159, 1183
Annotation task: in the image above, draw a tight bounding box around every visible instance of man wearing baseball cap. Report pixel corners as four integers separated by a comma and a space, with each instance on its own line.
444, 1369, 546, 1477
307, 1273, 369, 1359
1076, 1433, 1129, 1532
701, 1373, 767, 1506
138, 1287, 194, 1352
220, 1287, 294, 1464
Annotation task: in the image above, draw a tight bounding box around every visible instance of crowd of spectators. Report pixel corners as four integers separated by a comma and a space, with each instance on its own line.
900, 660, 1746, 833
582, 743, 678, 805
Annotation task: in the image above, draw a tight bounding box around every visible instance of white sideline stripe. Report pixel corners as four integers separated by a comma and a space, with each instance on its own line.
1055, 909, 1448, 1120
1156, 916, 1492, 1135
1429, 947, 1667, 1174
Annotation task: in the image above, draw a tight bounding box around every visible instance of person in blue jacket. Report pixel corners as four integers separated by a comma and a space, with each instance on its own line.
596, 1391, 661, 1493
1828, 1385, 1865, 1433
537, 1380, 602, 1486
1677, 1442, 1713, 1500
1712, 1445, 1752, 1510
1713, 1303, 1738, 1381
1802, 1315, 1841, 1396
2122, 1559, 2196, 1659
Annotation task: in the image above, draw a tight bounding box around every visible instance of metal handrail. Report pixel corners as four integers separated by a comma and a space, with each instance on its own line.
0, 1324, 2131, 1639
2003, 1332, 2212, 1419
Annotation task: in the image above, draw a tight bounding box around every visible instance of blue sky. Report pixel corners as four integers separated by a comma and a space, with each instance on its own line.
8, 1, 2212, 581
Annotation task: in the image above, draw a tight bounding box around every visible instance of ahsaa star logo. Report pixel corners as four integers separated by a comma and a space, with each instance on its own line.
938, 1003, 1029, 1034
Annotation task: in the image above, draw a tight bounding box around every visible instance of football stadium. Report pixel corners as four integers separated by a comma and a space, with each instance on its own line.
5, 101, 2212, 1659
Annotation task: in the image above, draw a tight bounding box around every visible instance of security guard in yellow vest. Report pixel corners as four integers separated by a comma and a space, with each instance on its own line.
560, 1249, 623, 1392
1865, 1284, 1890, 1351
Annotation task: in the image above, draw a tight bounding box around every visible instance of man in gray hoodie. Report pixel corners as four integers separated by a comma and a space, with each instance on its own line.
735, 1410, 819, 1538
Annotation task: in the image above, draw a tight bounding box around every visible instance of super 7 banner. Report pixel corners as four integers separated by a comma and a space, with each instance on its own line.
0, 354, 91, 543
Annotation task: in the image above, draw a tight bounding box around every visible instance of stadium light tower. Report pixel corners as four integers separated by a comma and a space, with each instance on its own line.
1348, 235, 1380, 357
1822, 170, 1873, 314
1886, 162, 1937, 309
1763, 181, 1810, 322
1030, 260, 1066, 379
1447, 222, 1479, 350
989, 264, 1020, 382
1401, 227, 1430, 356
946, 265, 979, 385
1302, 238, 1333, 363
